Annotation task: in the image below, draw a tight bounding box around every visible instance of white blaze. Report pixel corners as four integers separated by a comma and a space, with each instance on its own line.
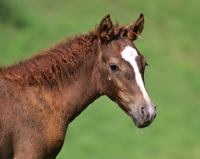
121, 46, 151, 106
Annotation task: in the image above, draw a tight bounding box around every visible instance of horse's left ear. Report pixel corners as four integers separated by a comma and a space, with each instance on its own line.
126, 13, 144, 41
98, 14, 113, 44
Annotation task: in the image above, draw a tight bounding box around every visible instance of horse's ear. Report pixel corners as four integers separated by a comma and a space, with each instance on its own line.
98, 14, 113, 44
126, 13, 144, 41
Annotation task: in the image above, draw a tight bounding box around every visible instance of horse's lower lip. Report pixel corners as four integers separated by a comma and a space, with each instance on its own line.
131, 115, 142, 128
125, 109, 152, 128
125, 111, 142, 127
131, 115, 151, 128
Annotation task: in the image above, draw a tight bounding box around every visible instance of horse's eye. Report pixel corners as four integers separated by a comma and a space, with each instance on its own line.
109, 63, 119, 72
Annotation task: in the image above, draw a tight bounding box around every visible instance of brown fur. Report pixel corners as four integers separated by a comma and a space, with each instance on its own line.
0, 14, 156, 159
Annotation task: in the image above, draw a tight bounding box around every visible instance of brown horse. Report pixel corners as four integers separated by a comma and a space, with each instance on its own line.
0, 14, 156, 159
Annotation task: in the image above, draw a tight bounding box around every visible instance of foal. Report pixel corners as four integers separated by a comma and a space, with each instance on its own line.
0, 14, 156, 159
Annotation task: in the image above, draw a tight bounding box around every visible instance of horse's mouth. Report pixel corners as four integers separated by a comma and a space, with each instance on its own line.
126, 111, 152, 128
131, 115, 151, 128
119, 103, 154, 128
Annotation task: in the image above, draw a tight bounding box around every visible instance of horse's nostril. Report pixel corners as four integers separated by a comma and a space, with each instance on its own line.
152, 105, 156, 118
140, 106, 148, 117
153, 112, 156, 119
141, 107, 145, 115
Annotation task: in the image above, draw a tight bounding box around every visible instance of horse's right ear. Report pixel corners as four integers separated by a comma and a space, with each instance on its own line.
98, 14, 113, 44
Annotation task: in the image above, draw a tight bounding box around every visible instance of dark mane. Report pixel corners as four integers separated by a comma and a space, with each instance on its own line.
0, 30, 98, 89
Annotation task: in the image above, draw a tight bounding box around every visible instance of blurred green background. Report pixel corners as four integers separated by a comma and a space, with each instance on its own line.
0, 0, 200, 158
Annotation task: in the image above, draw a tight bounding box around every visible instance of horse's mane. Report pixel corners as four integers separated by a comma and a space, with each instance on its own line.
0, 29, 98, 89
0, 21, 128, 89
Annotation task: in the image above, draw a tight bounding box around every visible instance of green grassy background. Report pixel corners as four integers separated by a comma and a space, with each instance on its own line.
0, 0, 200, 158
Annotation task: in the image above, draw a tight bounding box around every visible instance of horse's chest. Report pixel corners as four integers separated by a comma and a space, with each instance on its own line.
41, 125, 66, 158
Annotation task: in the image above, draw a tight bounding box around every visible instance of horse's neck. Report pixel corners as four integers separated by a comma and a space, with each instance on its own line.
1, 34, 103, 125
57, 76, 102, 123
48, 39, 103, 124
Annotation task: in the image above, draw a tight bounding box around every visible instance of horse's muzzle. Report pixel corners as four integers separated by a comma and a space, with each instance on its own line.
131, 105, 156, 128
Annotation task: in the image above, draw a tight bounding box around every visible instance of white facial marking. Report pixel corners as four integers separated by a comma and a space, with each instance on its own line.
121, 46, 151, 106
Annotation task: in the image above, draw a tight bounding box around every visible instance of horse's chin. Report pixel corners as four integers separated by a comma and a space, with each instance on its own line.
126, 111, 151, 128
131, 116, 151, 128
120, 104, 154, 128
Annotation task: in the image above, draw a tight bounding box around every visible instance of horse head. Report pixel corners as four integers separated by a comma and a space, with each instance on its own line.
97, 14, 156, 128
